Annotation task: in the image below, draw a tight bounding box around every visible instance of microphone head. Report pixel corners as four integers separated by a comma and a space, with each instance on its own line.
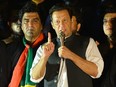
59, 31, 65, 46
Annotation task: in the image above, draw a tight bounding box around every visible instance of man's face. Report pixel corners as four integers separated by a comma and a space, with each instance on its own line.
21, 12, 42, 42
103, 13, 116, 37
51, 10, 72, 38
11, 22, 21, 34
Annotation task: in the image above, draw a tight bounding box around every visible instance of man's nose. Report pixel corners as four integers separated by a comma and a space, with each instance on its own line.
59, 22, 65, 31
28, 21, 33, 27
106, 21, 112, 26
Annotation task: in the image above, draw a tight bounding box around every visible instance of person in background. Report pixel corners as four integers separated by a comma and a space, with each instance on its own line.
71, 7, 82, 35
8, 10, 22, 38
10, 20, 22, 36
101, 16, 116, 87
71, 15, 81, 34
93, 4, 116, 87
2, 10, 23, 44
8, 1, 46, 87
30, 3, 104, 87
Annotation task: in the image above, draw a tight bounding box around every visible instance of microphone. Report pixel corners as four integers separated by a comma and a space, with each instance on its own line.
59, 31, 65, 46
57, 31, 66, 85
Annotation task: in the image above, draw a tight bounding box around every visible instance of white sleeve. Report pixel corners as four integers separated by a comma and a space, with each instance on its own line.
30, 45, 45, 83
86, 38, 104, 78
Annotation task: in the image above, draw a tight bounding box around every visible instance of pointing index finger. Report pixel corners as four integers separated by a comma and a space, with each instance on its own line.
48, 32, 51, 43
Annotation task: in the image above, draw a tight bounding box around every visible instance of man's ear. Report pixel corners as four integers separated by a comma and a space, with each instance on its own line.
77, 23, 81, 32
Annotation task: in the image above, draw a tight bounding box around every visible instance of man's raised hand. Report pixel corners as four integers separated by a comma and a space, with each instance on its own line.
42, 32, 55, 58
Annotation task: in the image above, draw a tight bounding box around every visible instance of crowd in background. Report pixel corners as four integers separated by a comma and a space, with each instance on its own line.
0, 0, 115, 41
0, 0, 116, 87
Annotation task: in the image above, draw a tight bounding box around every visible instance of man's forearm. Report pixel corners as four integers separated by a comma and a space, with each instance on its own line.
31, 56, 47, 80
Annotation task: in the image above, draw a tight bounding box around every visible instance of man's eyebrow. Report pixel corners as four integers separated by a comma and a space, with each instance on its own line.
23, 18, 29, 20
34, 18, 40, 20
